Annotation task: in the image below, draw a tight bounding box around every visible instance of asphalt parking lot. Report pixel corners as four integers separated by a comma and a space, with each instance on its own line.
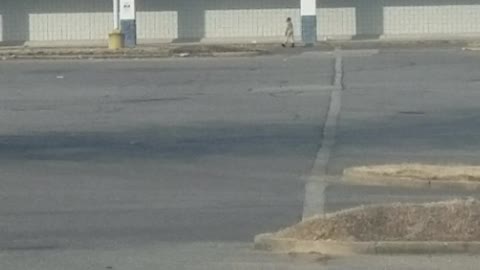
1, 48, 480, 269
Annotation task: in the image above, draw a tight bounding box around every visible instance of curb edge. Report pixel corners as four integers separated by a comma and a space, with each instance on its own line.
342, 171, 480, 191
254, 234, 480, 255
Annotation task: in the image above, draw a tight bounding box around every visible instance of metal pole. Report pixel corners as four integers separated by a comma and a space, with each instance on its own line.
113, 0, 119, 29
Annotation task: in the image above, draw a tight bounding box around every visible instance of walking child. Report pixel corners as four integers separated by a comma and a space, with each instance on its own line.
282, 17, 295, 48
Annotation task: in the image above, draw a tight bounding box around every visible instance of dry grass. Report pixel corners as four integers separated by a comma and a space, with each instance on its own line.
276, 199, 480, 242
345, 164, 480, 182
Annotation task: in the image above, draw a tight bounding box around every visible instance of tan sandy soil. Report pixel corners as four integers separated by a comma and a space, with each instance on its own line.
276, 199, 480, 242
344, 164, 480, 182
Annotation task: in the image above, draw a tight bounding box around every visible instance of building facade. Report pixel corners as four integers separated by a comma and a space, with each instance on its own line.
1, 0, 480, 44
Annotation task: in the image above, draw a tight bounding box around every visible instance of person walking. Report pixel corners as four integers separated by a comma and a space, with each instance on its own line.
282, 17, 295, 48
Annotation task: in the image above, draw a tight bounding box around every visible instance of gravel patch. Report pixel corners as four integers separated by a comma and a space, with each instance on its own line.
276, 199, 480, 242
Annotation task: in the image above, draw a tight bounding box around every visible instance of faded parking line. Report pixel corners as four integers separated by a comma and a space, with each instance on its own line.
302, 49, 344, 219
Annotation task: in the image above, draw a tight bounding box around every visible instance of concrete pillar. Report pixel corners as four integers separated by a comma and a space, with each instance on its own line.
301, 0, 317, 46
120, 0, 137, 48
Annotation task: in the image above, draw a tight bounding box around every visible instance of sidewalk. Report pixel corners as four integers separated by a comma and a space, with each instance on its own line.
0, 38, 477, 60
0, 44, 272, 60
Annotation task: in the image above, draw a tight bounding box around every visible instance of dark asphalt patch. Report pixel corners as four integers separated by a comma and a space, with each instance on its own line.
398, 111, 426, 115
122, 97, 189, 104
1, 245, 59, 251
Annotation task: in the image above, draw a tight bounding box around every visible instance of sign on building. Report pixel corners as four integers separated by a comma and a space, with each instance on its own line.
120, 0, 136, 20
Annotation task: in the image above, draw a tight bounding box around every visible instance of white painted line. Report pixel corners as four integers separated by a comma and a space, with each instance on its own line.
302, 180, 328, 219
310, 89, 342, 176
334, 50, 343, 89
252, 84, 338, 93
302, 51, 344, 220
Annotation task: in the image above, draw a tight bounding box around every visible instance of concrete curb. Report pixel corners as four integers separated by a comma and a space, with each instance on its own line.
330, 39, 470, 51
462, 47, 480, 51
176, 51, 266, 58
254, 233, 480, 255
0, 52, 265, 61
342, 170, 480, 191
211, 51, 265, 57
0, 47, 267, 60
0, 54, 171, 60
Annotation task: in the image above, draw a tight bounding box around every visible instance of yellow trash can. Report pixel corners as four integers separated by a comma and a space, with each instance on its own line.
108, 29, 124, 50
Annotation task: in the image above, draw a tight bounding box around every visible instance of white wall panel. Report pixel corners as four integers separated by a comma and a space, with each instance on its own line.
384, 3, 480, 35
28, 0, 111, 41
204, 0, 300, 39
317, 7, 356, 37
318, 0, 480, 38
205, 9, 300, 38
136, 0, 300, 40
137, 11, 178, 40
